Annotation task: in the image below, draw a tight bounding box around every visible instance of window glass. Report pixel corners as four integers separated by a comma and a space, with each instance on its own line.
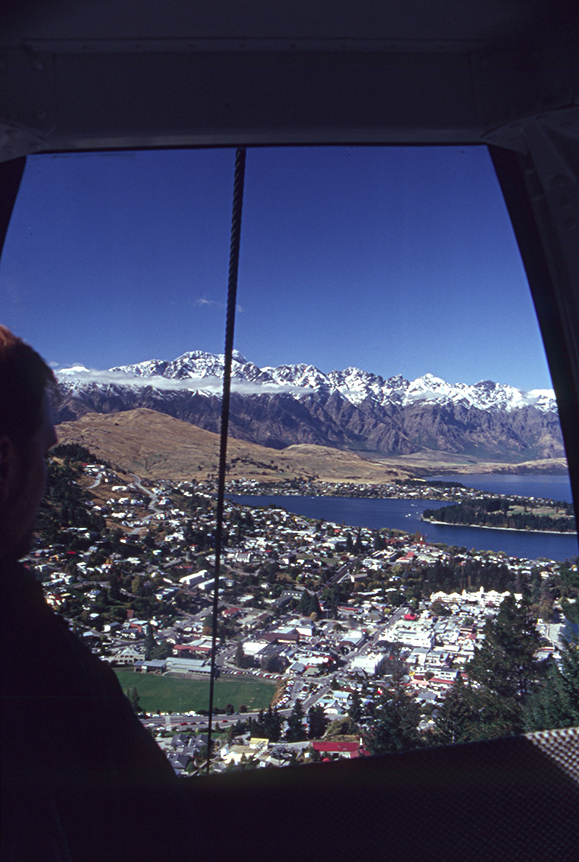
2, 146, 574, 763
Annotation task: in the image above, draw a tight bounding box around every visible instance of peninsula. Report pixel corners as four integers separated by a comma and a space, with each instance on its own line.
422, 497, 576, 534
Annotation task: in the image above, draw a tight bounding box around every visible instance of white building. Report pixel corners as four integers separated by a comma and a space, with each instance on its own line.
350, 651, 385, 675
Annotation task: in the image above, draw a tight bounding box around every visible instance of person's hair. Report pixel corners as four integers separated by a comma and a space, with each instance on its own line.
0, 325, 57, 448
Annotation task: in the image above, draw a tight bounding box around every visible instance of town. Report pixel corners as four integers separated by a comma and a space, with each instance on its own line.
28, 444, 579, 774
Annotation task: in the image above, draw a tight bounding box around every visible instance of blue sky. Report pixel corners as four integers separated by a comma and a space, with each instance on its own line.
0, 145, 552, 391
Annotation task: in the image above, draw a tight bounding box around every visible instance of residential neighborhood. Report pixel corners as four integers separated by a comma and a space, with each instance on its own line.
28, 447, 578, 773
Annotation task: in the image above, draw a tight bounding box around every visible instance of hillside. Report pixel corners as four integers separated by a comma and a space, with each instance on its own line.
54, 409, 568, 485
54, 408, 416, 483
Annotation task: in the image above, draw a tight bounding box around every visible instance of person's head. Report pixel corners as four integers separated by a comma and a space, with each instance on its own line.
0, 325, 58, 561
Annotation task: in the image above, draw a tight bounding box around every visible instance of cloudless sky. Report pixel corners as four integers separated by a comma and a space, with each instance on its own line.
0, 146, 552, 391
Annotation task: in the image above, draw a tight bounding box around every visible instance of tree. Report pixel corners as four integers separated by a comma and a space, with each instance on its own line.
298, 590, 321, 617
263, 706, 282, 742
348, 690, 362, 723
363, 685, 422, 755
124, 686, 141, 714
258, 561, 279, 586
326, 716, 359, 738
150, 640, 173, 660
467, 594, 541, 702
561, 597, 579, 627
107, 573, 121, 602
144, 624, 155, 660
250, 706, 281, 742
286, 700, 306, 742
308, 705, 328, 739
226, 753, 259, 772
435, 595, 544, 740
234, 641, 250, 668
525, 636, 579, 731
260, 654, 286, 674
375, 641, 406, 681
538, 593, 554, 622
434, 675, 520, 744
373, 531, 386, 551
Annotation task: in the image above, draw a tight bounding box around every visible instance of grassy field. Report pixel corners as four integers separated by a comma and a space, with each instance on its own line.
511, 504, 570, 517
114, 670, 276, 713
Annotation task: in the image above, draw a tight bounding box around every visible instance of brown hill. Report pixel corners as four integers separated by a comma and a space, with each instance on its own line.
54, 408, 414, 483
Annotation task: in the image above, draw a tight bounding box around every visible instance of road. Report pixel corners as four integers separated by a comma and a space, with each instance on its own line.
316, 555, 364, 594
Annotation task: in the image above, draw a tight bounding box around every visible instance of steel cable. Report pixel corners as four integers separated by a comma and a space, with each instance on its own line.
206, 148, 246, 773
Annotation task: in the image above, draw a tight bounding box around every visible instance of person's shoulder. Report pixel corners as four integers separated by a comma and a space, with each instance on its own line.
0, 558, 52, 636
0, 558, 116, 695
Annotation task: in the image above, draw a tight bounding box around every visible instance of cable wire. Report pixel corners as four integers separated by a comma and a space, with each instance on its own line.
206, 148, 246, 773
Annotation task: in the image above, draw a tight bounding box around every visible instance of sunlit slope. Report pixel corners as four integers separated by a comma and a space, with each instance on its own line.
55, 408, 414, 483
55, 409, 567, 483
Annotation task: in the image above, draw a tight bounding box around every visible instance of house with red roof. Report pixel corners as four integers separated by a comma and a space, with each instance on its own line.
312, 740, 369, 759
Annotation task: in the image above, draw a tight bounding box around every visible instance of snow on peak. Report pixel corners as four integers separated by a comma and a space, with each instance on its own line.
406, 374, 454, 400
399, 375, 556, 412
57, 351, 557, 413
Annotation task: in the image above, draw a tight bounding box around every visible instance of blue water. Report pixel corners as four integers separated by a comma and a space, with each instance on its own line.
228, 474, 578, 562
430, 473, 574, 503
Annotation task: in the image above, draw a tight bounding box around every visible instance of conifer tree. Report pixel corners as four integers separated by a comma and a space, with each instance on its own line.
286, 700, 306, 742
308, 705, 329, 739
348, 690, 363, 723
435, 595, 542, 741
363, 685, 422, 755
364, 653, 421, 755
525, 636, 579, 731
298, 590, 321, 617
434, 675, 521, 744
373, 531, 385, 551
467, 594, 540, 702
234, 641, 247, 668
262, 705, 282, 742
108, 572, 121, 602
434, 675, 478, 744
144, 624, 155, 660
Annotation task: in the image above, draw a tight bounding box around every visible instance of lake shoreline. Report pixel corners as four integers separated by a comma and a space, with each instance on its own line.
228, 476, 577, 561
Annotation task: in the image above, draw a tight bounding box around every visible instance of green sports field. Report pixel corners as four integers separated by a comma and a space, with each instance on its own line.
114, 670, 276, 713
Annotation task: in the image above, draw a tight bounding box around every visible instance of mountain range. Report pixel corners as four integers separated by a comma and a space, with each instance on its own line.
56, 351, 564, 463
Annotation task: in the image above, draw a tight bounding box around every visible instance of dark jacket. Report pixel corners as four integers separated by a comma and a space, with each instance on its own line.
1, 560, 199, 861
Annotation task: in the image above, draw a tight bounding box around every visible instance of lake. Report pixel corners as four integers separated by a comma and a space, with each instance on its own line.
228, 474, 578, 562
430, 473, 574, 503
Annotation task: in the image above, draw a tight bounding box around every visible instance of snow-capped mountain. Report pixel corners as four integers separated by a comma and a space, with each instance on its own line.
56, 352, 563, 461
